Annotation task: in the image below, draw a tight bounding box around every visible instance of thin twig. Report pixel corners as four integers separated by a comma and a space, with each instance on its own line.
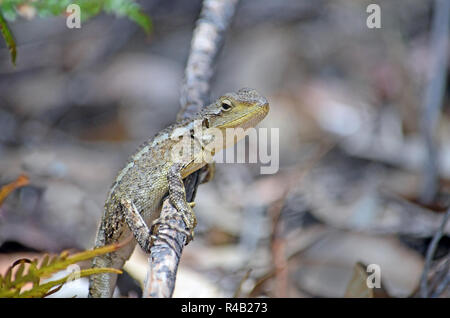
419, 0, 450, 204
269, 199, 289, 297
429, 256, 450, 297
144, 0, 239, 298
432, 274, 449, 297
419, 207, 450, 297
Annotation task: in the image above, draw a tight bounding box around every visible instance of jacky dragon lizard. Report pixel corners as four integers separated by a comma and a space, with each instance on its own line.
89, 88, 269, 297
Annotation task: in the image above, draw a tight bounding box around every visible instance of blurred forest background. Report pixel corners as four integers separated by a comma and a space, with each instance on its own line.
0, 0, 449, 297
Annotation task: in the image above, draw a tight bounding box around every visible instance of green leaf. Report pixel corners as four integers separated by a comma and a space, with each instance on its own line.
0, 2, 19, 21
0, 1, 151, 65
0, 10, 17, 65
104, 0, 152, 33
127, 7, 152, 34
74, 0, 103, 21
2, 0, 152, 32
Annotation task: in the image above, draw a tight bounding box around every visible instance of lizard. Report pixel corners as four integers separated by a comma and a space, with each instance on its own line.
88, 88, 269, 297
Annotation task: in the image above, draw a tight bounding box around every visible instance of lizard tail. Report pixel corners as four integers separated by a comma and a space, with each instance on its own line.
88, 254, 117, 298
88, 231, 136, 297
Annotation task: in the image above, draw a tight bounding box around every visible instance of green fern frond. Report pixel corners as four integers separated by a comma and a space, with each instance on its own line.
0, 243, 123, 298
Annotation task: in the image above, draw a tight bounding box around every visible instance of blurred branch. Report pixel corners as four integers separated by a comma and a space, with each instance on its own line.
178, 0, 239, 119
429, 256, 449, 297
419, 207, 450, 297
419, 0, 450, 204
144, 0, 239, 298
270, 199, 289, 298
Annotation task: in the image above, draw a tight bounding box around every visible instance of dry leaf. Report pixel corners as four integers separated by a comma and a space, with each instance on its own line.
0, 175, 30, 207
344, 262, 390, 298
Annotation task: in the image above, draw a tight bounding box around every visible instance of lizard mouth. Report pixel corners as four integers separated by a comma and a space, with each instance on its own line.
224, 102, 269, 129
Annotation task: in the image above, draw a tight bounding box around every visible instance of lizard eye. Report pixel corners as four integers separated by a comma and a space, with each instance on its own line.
221, 99, 233, 111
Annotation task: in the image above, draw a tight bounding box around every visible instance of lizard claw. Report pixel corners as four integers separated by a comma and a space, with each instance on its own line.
150, 208, 196, 245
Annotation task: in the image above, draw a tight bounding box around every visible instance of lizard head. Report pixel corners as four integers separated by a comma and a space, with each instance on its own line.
201, 88, 269, 131
174, 89, 269, 173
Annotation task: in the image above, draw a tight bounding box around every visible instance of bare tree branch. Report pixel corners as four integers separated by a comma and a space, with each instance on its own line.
429, 256, 449, 297
144, 0, 239, 298
419, 207, 450, 297
178, 0, 240, 120
143, 200, 185, 298
419, 0, 450, 204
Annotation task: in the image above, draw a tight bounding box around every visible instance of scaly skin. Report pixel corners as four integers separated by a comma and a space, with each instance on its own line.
88, 88, 269, 297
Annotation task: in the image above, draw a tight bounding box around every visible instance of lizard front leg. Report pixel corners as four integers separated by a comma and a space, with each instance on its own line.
152, 163, 197, 244
122, 163, 197, 252
121, 197, 192, 253
121, 198, 154, 253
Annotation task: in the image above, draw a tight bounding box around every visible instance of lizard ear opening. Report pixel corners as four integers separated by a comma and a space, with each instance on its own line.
221, 99, 233, 111
202, 118, 210, 128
